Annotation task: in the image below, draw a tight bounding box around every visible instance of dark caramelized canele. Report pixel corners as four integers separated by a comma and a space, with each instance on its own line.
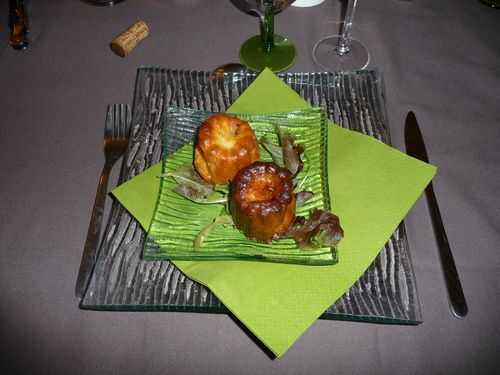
230, 161, 296, 242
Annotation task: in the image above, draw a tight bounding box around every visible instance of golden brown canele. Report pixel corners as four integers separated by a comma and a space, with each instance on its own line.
230, 161, 296, 242
194, 114, 260, 185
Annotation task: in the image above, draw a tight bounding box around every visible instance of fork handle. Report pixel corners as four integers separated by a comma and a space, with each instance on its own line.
75, 164, 112, 298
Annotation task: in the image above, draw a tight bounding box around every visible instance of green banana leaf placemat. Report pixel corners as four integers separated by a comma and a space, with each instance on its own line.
112, 68, 436, 357
144, 107, 338, 265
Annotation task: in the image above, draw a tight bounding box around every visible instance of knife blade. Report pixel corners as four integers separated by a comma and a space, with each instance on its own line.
405, 111, 468, 319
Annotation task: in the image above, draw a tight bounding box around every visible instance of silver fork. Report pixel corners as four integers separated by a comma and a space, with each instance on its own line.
75, 104, 131, 299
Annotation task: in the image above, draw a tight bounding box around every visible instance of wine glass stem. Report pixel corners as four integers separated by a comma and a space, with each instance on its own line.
260, 0, 274, 53
336, 0, 358, 56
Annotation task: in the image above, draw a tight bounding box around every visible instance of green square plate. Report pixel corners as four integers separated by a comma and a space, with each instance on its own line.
143, 107, 338, 265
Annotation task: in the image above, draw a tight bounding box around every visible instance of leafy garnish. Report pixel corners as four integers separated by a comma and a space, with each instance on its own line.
294, 150, 312, 189
285, 208, 344, 249
161, 164, 228, 204
259, 126, 305, 178
194, 214, 234, 250
173, 185, 227, 204
214, 185, 230, 194
260, 135, 284, 167
277, 126, 304, 178
296, 191, 314, 207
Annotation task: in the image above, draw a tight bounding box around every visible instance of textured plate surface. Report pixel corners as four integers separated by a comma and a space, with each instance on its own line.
144, 107, 336, 265
81, 68, 422, 324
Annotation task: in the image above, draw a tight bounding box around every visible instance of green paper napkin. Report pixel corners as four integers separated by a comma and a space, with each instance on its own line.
112, 68, 436, 357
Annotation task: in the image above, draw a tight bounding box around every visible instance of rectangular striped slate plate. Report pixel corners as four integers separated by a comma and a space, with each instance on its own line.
81, 68, 422, 324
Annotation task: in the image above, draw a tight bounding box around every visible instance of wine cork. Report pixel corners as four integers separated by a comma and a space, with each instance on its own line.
110, 21, 149, 57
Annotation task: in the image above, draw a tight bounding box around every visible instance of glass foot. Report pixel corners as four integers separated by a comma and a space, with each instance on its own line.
480, 0, 500, 8
313, 35, 370, 72
81, 0, 125, 6
240, 34, 296, 73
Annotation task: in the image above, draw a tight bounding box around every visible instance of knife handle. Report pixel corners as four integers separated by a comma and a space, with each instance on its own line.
425, 184, 468, 319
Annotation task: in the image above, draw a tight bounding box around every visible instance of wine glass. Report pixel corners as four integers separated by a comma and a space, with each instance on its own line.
312, 0, 369, 71
231, 0, 296, 73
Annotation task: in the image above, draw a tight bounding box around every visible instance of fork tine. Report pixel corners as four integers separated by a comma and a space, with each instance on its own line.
115, 104, 120, 139
114, 104, 120, 139
118, 103, 131, 139
119, 104, 126, 139
126, 104, 131, 135
104, 104, 114, 138
113, 104, 123, 139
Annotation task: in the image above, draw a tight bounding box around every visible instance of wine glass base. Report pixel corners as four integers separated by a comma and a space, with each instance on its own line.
239, 35, 296, 73
81, 0, 125, 6
313, 35, 370, 72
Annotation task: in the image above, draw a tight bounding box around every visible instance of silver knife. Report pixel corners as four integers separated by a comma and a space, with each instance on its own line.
405, 111, 467, 319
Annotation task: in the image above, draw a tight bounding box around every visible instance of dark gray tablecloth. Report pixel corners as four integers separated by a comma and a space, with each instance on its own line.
1, 1, 499, 374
